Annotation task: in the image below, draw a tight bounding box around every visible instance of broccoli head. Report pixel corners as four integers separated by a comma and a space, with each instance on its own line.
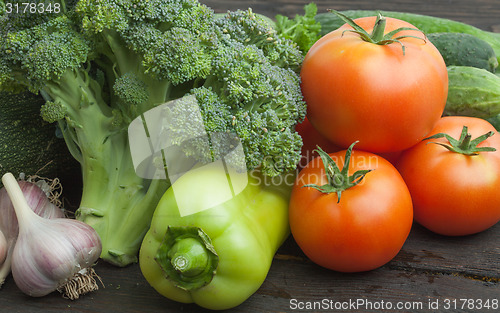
0, 0, 306, 266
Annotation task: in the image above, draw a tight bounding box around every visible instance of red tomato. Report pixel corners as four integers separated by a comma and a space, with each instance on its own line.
300, 15, 448, 153
397, 116, 500, 236
289, 145, 413, 272
296, 117, 341, 168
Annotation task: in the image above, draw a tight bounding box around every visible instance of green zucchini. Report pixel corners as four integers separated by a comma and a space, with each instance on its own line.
426, 33, 498, 73
315, 10, 500, 65
444, 66, 500, 119
0, 91, 79, 187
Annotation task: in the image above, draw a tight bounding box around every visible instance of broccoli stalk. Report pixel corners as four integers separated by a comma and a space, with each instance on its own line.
41, 68, 169, 266
38, 27, 172, 266
0, 0, 306, 267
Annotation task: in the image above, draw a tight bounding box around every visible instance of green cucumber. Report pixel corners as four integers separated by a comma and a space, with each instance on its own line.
444, 66, 500, 119
0, 91, 79, 186
315, 10, 500, 65
426, 33, 498, 73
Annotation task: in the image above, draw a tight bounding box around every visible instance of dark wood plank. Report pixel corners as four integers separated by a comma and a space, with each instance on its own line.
202, 0, 500, 31
1, 223, 497, 312
257, 260, 499, 313
392, 224, 500, 280
1, 237, 498, 313
278, 223, 500, 281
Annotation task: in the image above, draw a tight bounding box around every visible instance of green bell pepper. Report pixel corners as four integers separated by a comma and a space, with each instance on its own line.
139, 161, 292, 310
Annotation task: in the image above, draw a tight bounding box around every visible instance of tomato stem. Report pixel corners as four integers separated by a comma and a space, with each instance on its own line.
370, 13, 387, 42
424, 125, 497, 156
329, 9, 425, 55
303, 141, 373, 203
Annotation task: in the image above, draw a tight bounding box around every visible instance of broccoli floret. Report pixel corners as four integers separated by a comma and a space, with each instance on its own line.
0, 0, 306, 267
216, 9, 303, 71
1, 12, 89, 91
40, 100, 68, 123
113, 72, 149, 121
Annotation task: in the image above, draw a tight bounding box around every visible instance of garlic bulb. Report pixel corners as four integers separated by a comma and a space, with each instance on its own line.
0, 178, 64, 287
1, 173, 102, 299
0, 229, 6, 265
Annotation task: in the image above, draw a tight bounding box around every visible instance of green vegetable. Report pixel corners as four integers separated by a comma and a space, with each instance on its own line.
139, 163, 291, 310
0, 91, 78, 185
274, 3, 322, 53
487, 114, 500, 131
0, 0, 305, 266
314, 10, 500, 65
426, 33, 498, 72
444, 66, 500, 119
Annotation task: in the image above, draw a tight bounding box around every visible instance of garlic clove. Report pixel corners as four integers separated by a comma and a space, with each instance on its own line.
0, 230, 6, 265
1, 173, 102, 299
0, 180, 65, 239
19, 180, 65, 219
0, 177, 66, 288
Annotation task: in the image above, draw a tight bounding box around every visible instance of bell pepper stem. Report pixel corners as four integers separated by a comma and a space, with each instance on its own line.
155, 226, 218, 291
169, 238, 209, 277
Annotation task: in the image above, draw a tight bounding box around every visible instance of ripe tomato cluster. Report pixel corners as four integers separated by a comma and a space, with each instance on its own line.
290, 14, 500, 273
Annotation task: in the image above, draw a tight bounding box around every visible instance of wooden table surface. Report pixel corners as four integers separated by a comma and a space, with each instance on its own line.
2, 1, 499, 312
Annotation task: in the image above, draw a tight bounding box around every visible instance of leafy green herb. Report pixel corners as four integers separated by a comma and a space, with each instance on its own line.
275, 3, 322, 53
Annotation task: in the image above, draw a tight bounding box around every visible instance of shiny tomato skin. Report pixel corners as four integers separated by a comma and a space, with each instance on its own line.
301, 16, 448, 153
289, 149, 413, 272
397, 116, 500, 236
